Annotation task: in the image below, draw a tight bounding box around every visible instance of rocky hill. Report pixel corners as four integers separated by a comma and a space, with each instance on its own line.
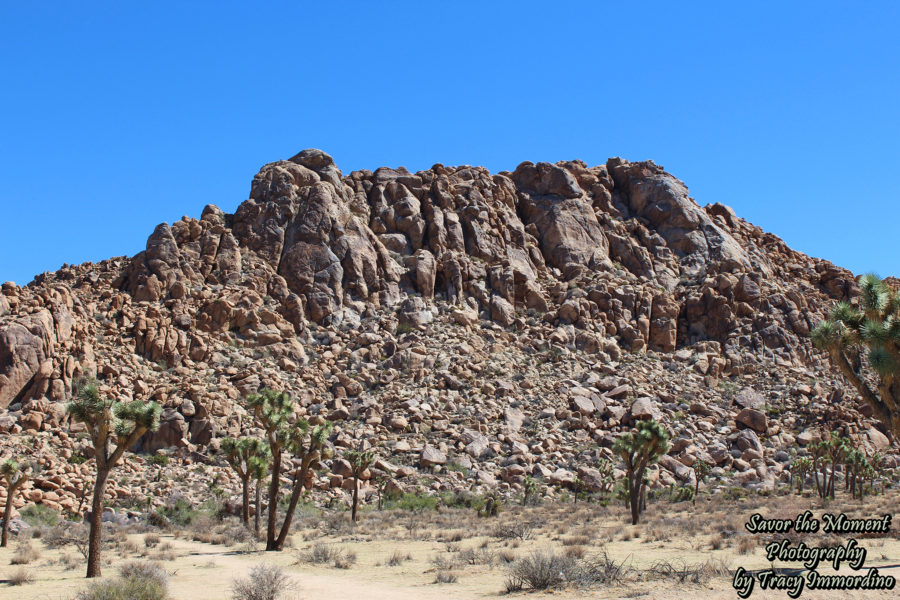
0, 149, 894, 519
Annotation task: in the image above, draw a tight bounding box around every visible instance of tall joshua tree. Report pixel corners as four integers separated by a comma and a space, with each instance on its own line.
812, 274, 900, 440
67, 377, 161, 578
246, 388, 333, 551
221, 437, 270, 528
249, 449, 269, 537
692, 459, 710, 506
1, 459, 30, 547
613, 419, 670, 525
346, 446, 375, 522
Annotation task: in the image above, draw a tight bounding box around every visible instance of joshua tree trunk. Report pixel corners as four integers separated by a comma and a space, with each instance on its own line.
86, 468, 110, 578
828, 465, 836, 499
254, 480, 262, 537
265, 448, 281, 551
351, 473, 360, 522
629, 478, 640, 525
1, 492, 13, 548
272, 462, 311, 551
241, 476, 250, 527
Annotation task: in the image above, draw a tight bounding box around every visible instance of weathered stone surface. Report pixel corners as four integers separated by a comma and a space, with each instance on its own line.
734, 388, 766, 410
420, 445, 447, 467
629, 397, 661, 421
736, 408, 768, 434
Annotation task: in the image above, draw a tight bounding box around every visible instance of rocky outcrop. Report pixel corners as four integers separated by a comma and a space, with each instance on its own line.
2, 149, 891, 519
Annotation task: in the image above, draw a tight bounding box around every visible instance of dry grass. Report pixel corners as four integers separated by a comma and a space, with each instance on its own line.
10, 540, 41, 565
9, 566, 35, 585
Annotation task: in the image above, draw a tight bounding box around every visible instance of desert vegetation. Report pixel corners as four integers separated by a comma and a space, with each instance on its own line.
66, 378, 162, 577
1, 481, 898, 599
812, 273, 900, 437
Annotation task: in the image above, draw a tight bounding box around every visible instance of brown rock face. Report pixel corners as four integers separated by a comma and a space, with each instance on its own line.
0, 149, 862, 461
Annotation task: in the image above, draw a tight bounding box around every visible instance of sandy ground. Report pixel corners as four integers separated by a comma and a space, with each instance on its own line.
2, 491, 898, 599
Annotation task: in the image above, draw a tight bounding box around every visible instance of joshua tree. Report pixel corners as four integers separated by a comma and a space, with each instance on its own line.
521, 475, 539, 506
613, 419, 670, 525
572, 477, 589, 504
1, 459, 30, 547
692, 459, 711, 505
221, 437, 270, 528
596, 457, 615, 501
811, 274, 900, 440
869, 452, 886, 495
480, 493, 501, 517
807, 433, 847, 500
825, 433, 848, 499
345, 446, 375, 522
67, 377, 161, 577
791, 457, 813, 494
246, 388, 333, 551
809, 439, 831, 499
844, 447, 868, 500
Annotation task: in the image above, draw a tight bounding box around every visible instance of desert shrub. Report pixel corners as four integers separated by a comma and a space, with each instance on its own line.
737, 535, 756, 555
439, 490, 488, 511
385, 492, 439, 512
333, 550, 357, 569
156, 496, 197, 527
146, 454, 170, 468
461, 546, 495, 565
433, 570, 459, 583
75, 561, 168, 600
118, 561, 168, 587
20, 504, 58, 527
492, 522, 533, 540
10, 539, 41, 564
647, 557, 731, 584
297, 542, 353, 568
230, 563, 295, 600
9, 567, 34, 585
144, 533, 160, 548
506, 549, 628, 591
57, 552, 81, 570
387, 550, 411, 566
506, 550, 577, 590
561, 535, 590, 546
43, 521, 91, 558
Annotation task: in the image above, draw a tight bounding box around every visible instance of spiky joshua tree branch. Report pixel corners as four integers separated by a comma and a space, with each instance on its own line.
811, 274, 900, 441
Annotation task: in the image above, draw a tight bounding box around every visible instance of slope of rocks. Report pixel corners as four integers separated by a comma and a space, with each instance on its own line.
0, 150, 894, 518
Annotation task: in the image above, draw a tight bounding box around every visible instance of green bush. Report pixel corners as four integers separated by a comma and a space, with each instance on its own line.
438, 490, 487, 511
156, 497, 197, 527
20, 504, 59, 527
384, 492, 438, 512
648, 485, 695, 503
146, 454, 170, 468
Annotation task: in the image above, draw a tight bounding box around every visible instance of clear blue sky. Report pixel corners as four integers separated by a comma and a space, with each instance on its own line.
2, 2, 898, 285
